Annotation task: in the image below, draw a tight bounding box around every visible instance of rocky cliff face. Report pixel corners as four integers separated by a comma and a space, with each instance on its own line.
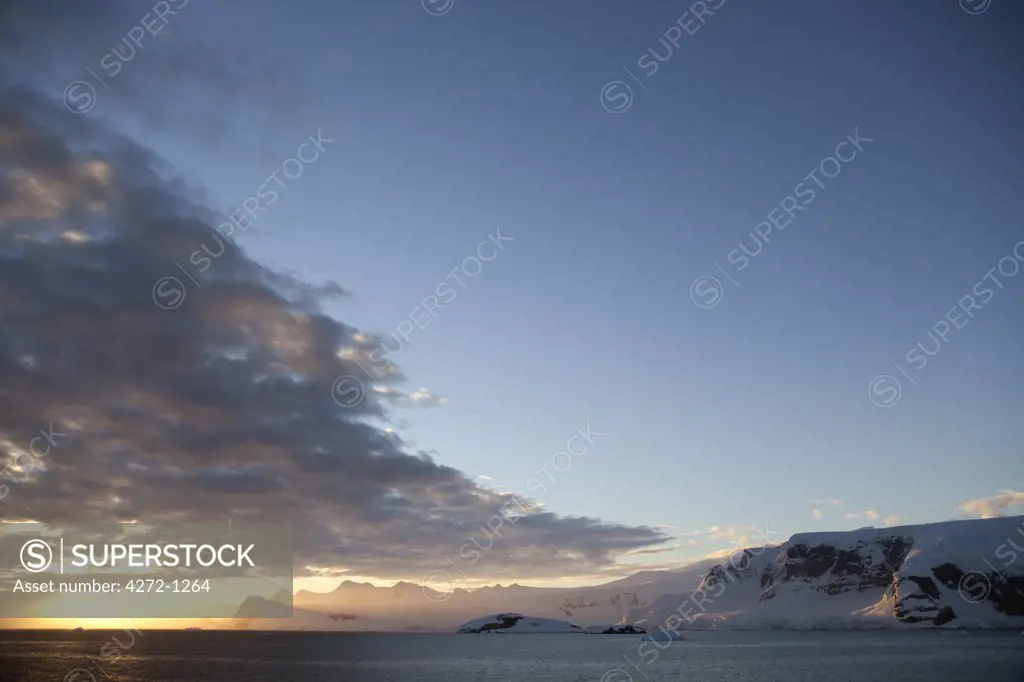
699, 546, 779, 594
630, 516, 1024, 630
761, 535, 913, 597
758, 519, 1024, 626
758, 532, 961, 625
891, 574, 956, 625
928, 562, 1024, 620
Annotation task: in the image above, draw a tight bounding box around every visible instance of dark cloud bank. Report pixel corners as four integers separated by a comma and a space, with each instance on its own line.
0, 0, 667, 582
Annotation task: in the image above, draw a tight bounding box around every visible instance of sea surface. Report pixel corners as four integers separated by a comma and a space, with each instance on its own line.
1, 629, 1022, 681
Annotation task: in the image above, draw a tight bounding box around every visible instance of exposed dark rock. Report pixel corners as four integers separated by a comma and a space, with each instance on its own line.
931, 563, 963, 591
880, 537, 913, 567
702, 549, 763, 593
893, 576, 940, 623
783, 543, 837, 580
610, 593, 643, 610
989, 574, 1024, 616
904, 576, 940, 601
560, 597, 597, 617
760, 565, 773, 589
457, 614, 585, 634
934, 606, 956, 626
929, 562, 1022, 614
599, 624, 646, 634
458, 613, 523, 633
765, 536, 916, 598
832, 549, 866, 576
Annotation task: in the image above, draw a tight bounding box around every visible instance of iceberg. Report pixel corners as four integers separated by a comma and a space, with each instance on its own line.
456, 613, 583, 634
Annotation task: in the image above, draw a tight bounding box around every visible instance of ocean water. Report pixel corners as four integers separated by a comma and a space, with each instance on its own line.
1, 629, 1022, 681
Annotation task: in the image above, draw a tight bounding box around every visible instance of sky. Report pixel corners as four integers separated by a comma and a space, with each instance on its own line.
1, 0, 1023, 605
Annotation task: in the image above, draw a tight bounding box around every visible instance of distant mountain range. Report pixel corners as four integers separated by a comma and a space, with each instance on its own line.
229, 516, 1024, 631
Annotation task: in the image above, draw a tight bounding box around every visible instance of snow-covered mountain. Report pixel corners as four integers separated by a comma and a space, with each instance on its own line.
231, 516, 1024, 631
629, 516, 1024, 631
285, 566, 717, 628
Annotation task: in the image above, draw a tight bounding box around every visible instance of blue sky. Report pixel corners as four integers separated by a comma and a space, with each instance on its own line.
10, 0, 1023, 583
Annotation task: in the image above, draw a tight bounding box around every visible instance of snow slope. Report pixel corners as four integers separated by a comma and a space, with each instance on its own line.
629, 516, 1024, 630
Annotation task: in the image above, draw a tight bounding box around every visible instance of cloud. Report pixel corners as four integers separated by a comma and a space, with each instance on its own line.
0, 81, 668, 580
703, 525, 762, 550
670, 528, 706, 539
812, 509, 822, 519
621, 544, 681, 557
686, 521, 781, 559
704, 544, 759, 560
808, 498, 841, 507
845, 509, 881, 521
958, 490, 1024, 519
372, 385, 448, 408
671, 525, 771, 554
674, 525, 763, 544
884, 516, 900, 526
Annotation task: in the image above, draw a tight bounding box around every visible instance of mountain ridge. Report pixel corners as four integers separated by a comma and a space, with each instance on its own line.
232, 516, 1024, 631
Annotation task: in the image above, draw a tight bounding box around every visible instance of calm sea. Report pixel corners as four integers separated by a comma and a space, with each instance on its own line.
0, 629, 1021, 681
